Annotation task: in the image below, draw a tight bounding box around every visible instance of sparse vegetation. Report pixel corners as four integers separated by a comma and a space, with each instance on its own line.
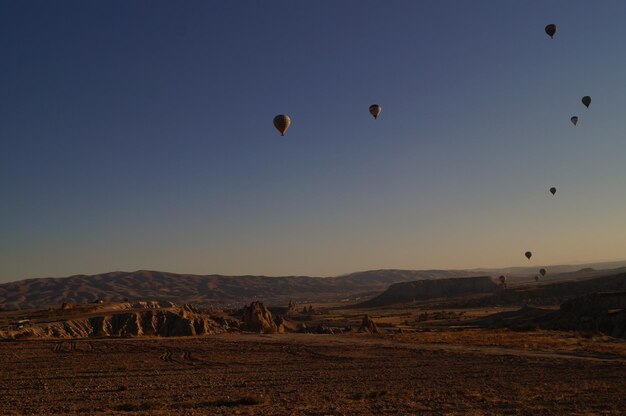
115, 402, 154, 412
1, 269, 624, 414
351, 390, 388, 400
0, 333, 624, 415
176, 395, 266, 409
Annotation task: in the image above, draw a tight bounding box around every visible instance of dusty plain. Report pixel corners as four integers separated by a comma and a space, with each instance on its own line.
2, 326, 625, 415
2, 271, 625, 415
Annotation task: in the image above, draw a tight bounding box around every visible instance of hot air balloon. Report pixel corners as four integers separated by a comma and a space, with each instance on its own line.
582, 96, 591, 108
539, 268, 546, 277
525, 251, 532, 260
545, 24, 557, 38
369, 104, 381, 119
273, 115, 291, 136
550, 187, 556, 195
571, 116, 578, 126
498, 275, 507, 288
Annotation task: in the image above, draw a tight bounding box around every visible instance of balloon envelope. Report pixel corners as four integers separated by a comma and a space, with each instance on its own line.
498, 275, 506, 283
545, 24, 557, 38
550, 187, 557, 195
273, 115, 291, 136
582, 96, 592, 108
571, 116, 578, 126
525, 251, 532, 260
369, 104, 381, 119
540, 268, 546, 276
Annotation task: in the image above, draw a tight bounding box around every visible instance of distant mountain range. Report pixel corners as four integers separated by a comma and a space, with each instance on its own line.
1, 260, 625, 310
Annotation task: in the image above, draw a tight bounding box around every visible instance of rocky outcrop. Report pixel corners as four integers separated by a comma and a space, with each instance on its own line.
241, 302, 278, 334
357, 276, 498, 308
274, 315, 286, 334
0, 305, 235, 340
295, 323, 337, 334
358, 315, 380, 334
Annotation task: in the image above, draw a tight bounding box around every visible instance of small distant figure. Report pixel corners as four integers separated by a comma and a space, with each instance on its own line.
498, 275, 507, 289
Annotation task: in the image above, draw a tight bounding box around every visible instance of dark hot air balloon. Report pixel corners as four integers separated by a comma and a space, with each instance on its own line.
550, 187, 556, 195
539, 268, 546, 277
498, 275, 507, 288
273, 115, 291, 136
525, 251, 532, 260
545, 24, 557, 38
571, 116, 578, 126
369, 104, 381, 119
582, 96, 591, 108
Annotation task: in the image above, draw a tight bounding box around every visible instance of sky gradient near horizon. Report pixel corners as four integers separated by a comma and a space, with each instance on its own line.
2, 1, 626, 282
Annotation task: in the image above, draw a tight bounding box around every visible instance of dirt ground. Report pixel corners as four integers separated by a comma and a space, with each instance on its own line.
1, 332, 625, 415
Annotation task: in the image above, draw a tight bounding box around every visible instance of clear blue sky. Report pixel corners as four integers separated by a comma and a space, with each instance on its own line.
1, 1, 626, 282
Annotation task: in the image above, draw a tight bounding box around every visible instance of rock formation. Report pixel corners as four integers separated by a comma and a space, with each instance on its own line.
274, 315, 286, 334
241, 301, 279, 334
358, 315, 380, 334
0, 305, 235, 340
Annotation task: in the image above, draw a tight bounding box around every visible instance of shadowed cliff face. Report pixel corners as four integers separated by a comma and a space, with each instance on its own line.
464, 291, 626, 339
542, 292, 626, 338
356, 276, 499, 308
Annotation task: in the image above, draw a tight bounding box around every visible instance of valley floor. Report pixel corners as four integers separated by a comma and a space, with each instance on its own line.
1, 332, 625, 415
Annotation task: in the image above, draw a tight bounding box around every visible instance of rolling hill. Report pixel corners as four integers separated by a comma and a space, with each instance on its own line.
2, 261, 625, 310
0, 269, 477, 310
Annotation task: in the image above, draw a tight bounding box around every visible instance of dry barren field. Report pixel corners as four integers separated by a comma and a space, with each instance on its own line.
1, 332, 625, 416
